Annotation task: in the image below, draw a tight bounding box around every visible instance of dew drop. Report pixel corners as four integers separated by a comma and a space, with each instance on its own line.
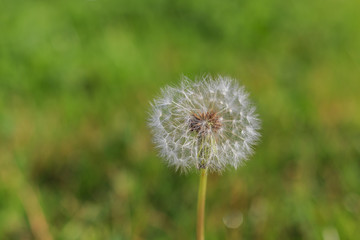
223, 211, 243, 229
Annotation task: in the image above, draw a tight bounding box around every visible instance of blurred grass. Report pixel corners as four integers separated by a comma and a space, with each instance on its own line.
1, 0, 360, 239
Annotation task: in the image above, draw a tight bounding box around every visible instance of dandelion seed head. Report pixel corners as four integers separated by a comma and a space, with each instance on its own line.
148, 75, 261, 173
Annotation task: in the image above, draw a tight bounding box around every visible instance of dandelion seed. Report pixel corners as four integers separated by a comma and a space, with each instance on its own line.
148, 75, 261, 173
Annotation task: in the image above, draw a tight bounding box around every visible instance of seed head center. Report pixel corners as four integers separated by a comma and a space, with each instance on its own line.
189, 110, 222, 136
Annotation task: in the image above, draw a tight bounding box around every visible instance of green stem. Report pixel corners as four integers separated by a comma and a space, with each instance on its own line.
197, 168, 208, 240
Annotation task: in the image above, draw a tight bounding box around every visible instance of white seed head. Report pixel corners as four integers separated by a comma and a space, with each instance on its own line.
148, 75, 261, 173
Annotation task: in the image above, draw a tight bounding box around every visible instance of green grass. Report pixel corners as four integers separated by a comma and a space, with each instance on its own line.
1, 0, 360, 239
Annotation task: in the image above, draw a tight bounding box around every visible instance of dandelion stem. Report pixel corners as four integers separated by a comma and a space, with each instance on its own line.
197, 168, 207, 240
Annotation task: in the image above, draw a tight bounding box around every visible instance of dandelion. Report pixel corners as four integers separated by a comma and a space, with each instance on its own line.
149, 75, 260, 172
148, 75, 261, 240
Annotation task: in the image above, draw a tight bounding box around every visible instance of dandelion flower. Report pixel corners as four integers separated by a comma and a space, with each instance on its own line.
149, 75, 261, 240
148, 75, 261, 173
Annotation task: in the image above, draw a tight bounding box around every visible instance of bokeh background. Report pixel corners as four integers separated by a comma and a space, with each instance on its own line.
1, 0, 360, 239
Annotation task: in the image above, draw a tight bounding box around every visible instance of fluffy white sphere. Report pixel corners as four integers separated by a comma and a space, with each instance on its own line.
148, 75, 261, 173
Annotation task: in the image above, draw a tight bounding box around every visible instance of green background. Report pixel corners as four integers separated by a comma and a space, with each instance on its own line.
1, 0, 359, 239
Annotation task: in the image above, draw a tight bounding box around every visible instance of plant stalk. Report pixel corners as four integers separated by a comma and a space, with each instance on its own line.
197, 168, 208, 240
